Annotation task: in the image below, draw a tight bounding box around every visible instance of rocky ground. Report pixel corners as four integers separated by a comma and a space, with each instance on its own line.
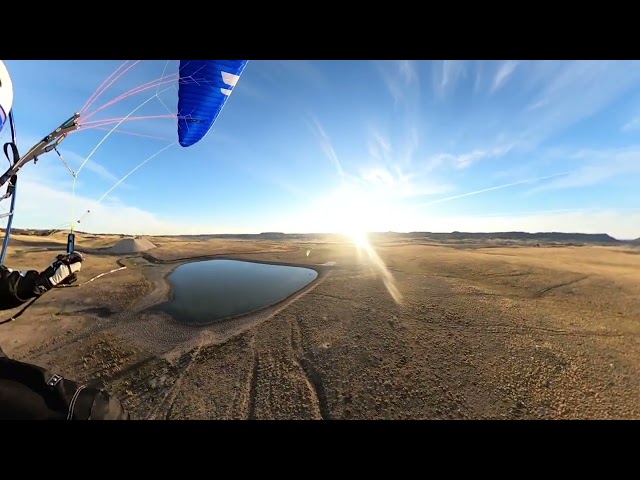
1, 232, 638, 419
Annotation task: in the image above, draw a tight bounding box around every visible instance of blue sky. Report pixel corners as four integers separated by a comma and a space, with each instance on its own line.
1, 60, 640, 239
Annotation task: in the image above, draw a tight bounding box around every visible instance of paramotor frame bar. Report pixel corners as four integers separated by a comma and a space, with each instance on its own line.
0, 112, 81, 190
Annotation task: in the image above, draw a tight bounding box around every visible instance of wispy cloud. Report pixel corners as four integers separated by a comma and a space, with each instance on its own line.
519, 61, 640, 144
360, 167, 401, 186
367, 129, 393, 163
369, 126, 421, 178
622, 116, 640, 132
400, 60, 417, 83
311, 111, 439, 203
438, 60, 466, 96
420, 173, 569, 208
473, 60, 484, 93
307, 115, 345, 179
426, 61, 640, 161
377, 60, 419, 104
527, 147, 640, 194
58, 149, 119, 182
453, 150, 489, 170
13, 60, 640, 239
525, 98, 549, 112
491, 60, 519, 93
357, 124, 452, 198
4, 133, 139, 226
357, 165, 452, 198
427, 143, 515, 171
11, 177, 213, 235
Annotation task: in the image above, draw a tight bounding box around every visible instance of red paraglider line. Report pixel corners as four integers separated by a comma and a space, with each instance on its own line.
79, 60, 130, 114
81, 61, 142, 115
82, 74, 179, 122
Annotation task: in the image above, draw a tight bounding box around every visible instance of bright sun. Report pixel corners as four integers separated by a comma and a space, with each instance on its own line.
312, 185, 403, 304
309, 184, 405, 249
326, 188, 375, 247
345, 228, 371, 249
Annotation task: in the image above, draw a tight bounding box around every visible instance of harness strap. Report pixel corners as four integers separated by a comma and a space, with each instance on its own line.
1, 142, 19, 201
0, 296, 41, 325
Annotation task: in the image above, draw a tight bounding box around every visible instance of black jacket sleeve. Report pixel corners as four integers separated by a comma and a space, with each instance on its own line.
0, 356, 131, 420
0, 265, 46, 310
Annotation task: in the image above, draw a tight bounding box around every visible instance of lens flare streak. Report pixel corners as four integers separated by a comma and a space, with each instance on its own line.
347, 231, 402, 304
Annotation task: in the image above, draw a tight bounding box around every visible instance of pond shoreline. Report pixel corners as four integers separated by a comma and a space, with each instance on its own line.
141, 253, 333, 328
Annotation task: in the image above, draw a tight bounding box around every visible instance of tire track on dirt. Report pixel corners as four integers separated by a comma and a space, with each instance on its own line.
225, 334, 255, 419
147, 342, 203, 420
483, 271, 532, 278
537, 275, 589, 296
246, 350, 259, 420
90, 356, 157, 388
290, 317, 329, 420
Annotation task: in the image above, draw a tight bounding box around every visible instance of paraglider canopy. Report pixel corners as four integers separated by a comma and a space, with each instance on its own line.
177, 60, 248, 147
0, 60, 14, 134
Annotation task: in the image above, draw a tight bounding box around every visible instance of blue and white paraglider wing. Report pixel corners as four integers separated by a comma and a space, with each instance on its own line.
177, 60, 249, 148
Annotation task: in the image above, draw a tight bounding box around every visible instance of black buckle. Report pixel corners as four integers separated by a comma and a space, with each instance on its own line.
47, 374, 63, 386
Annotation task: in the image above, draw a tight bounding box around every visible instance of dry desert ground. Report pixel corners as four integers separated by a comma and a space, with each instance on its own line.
0, 231, 638, 419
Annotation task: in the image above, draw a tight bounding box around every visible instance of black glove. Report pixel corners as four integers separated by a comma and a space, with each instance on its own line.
36, 252, 84, 291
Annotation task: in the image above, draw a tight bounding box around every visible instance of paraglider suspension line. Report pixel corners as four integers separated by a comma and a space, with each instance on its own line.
54, 146, 77, 178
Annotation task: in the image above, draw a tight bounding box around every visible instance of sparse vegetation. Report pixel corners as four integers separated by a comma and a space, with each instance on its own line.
0, 230, 638, 419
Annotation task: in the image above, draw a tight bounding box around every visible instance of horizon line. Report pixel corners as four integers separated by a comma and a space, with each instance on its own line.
3, 228, 637, 242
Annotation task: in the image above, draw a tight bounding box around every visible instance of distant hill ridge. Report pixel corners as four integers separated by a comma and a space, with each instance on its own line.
403, 231, 620, 243
0, 229, 630, 244
184, 231, 624, 244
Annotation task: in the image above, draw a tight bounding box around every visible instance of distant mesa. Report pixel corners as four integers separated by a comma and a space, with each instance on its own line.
107, 236, 157, 254
259, 232, 287, 240
0, 229, 636, 245
402, 231, 621, 244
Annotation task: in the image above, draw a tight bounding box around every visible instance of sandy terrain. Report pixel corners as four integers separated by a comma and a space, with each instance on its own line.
0, 231, 638, 419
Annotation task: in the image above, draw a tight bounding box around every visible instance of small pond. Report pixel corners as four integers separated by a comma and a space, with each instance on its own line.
160, 259, 318, 324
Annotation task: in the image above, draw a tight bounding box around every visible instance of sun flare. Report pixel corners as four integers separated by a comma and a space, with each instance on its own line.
317, 186, 403, 304
345, 228, 371, 250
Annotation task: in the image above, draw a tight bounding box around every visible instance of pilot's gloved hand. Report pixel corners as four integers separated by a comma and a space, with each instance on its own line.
37, 252, 84, 291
